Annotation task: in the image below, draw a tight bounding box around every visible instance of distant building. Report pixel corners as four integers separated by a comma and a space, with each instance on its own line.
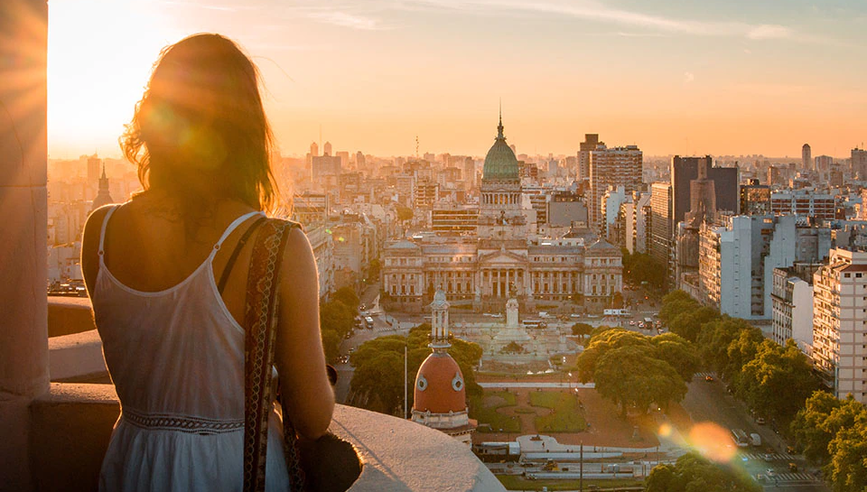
431, 204, 479, 235
547, 192, 588, 229
649, 182, 672, 270
577, 134, 599, 181
90, 165, 114, 212
852, 148, 867, 179
589, 143, 643, 230
770, 190, 836, 220
670, 155, 738, 228
323, 141, 332, 156
802, 143, 811, 170
86, 154, 100, 190
411, 290, 476, 445
771, 266, 817, 355
739, 180, 770, 215
812, 248, 867, 404
699, 215, 831, 319
293, 192, 329, 226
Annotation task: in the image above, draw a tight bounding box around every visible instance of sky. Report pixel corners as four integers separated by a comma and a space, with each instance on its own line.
47, 0, 867, 160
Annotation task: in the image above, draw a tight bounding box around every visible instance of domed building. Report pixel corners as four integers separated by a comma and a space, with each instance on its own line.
381, 111, 623, 315
477, 112, 529, 240
411, 289, 476, 445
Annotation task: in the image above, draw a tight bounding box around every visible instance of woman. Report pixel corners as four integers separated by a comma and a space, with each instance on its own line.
81, 34, 334, 491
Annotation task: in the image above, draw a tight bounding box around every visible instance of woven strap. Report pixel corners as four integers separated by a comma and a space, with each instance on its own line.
242, 218, 304, 492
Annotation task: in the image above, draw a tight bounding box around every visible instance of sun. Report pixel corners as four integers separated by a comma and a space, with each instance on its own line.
48, 0, 174, 158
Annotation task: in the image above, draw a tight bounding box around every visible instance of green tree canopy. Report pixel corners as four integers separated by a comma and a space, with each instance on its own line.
826, 420, 867, 492
622, 250, 666, 289
320, 299, 356, 338
332, 286, 360, 312
575, 328, 652, 383
320, 328, 340, 364
571, 322, 594, 338
668, 306, 720, 342
791, 391, 862, 464
651, 332, 700, 382
735, 339, 818, 423
696, 317, 756, 379
595, 345, 687, 416
645, 452, 760, 492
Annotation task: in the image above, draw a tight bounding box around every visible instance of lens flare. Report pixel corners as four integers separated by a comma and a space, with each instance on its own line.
687, 422, 737, 463
658, 423, 673, 438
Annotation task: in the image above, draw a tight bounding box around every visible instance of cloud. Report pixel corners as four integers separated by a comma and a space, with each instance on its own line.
746, 24, 792, 40
684, 72, 695, 85
403, 0, 825, 43
307, 11, 383, 30
743, 48, 752, 55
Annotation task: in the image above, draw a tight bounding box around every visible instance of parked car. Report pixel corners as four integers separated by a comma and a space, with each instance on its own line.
756, 417, 766, 425
788, 463, 799, 472
705, 375, 714, 382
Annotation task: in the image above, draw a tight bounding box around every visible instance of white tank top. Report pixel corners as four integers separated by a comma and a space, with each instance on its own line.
92, 205, 290, 491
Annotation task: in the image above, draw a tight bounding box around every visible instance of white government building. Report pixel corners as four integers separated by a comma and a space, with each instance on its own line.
382, 115, 622, 313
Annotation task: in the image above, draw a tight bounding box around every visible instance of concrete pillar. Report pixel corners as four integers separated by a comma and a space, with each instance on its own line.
0, 1, 48, 489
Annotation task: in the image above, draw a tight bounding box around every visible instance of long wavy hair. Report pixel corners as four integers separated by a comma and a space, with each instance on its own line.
121, 33, 281, 222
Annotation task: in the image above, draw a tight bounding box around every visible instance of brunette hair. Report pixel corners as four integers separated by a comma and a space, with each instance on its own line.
121, 33, 280, 216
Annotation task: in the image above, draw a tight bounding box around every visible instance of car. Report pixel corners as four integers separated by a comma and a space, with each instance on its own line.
756, 417, 766, 425
629, 320, 636, 326
788, 463, 799, 472
766, 468, 775, 477
705, 375, 714, 382
570, 313, 581, 319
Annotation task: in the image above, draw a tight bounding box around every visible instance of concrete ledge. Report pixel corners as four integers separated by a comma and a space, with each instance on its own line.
331, 405, 505, 491
29, 384, 498, 492
48, 329, 106, 381
47, 297, 96, 337
29, 383, 119, 492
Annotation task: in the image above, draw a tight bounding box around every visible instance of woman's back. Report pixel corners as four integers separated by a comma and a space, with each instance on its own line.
93, 199, 259, 419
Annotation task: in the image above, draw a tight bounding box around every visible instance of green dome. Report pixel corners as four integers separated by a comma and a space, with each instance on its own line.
482, 117, 519, 181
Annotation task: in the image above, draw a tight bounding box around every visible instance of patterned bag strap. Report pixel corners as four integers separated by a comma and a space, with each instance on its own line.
242, 218, 305, 492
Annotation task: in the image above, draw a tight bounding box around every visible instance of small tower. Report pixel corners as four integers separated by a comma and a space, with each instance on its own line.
91, 164, 114, 212
412, 289, 476, 445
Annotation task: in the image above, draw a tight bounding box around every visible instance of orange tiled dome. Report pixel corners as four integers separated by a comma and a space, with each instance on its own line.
413, 352, 466, 414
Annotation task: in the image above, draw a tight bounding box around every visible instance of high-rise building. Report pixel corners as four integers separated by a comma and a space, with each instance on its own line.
310, 141, 319, 157
802, 143, 811, 170
650, 182, 672, 270
589, 144, 642, 230
812, 248, 867, 404
86, 154, 101, 189
772, 266, 817, 353
356, 151, 365, 168
770, 190, 836, 220
815, 155, 833, 174
851, 148, 867, 179
577, 134, 599, 182
739, 179, 771, 215
323, 141, 332, 156
670, 156, 738, 227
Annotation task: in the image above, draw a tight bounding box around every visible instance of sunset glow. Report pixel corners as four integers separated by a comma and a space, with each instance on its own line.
48, 1, 867, 158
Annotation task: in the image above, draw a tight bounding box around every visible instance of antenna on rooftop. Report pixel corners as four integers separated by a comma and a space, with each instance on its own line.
416, 135, 419, 159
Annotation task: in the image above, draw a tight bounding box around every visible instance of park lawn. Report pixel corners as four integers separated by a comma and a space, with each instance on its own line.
496, 475, 644, 491
470, 391, 521, 433
530, 391, 586, 433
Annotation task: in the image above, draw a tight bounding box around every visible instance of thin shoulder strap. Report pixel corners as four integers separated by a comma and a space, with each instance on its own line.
211, 211, 264, 256
217, 216, 266, 294
97, 205, 122, 257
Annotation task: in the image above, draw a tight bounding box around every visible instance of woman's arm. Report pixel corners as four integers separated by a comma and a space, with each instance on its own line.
275, 226, 335, 440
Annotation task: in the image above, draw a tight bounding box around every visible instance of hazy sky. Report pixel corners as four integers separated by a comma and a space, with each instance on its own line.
48, 0, 867, 160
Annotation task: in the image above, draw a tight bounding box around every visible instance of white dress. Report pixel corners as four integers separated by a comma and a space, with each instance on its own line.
93, 206, 291, 492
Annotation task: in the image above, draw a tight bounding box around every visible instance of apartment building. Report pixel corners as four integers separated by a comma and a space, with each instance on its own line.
589, 144, 643, 230
812, 248, 867, 404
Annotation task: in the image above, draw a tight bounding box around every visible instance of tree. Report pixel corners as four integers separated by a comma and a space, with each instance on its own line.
320, 328, 340, 364
651, 333, 700, 382
736, 339, 818, 423
826, 420, 867, 492
659, 298, 700, 326
622, 250, 666, 289
696, 317, 755, 378
367, 258, 381, 282
319, 300, 356, 338
667, 306, 719, 342
575, 328, 652, 383
332, 286, 360, 312
395, 205, 413, 222
645, 452, 760, 492
791, 391, 862, 464
594, 345, 686, 416
571, 322, 593, 339
611, 291, 624, 309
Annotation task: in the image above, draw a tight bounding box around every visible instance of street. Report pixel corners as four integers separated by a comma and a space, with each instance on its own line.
681, 376, 827, 490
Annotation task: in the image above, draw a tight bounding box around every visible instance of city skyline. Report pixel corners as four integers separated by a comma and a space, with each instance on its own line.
48, 0, 867, 159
